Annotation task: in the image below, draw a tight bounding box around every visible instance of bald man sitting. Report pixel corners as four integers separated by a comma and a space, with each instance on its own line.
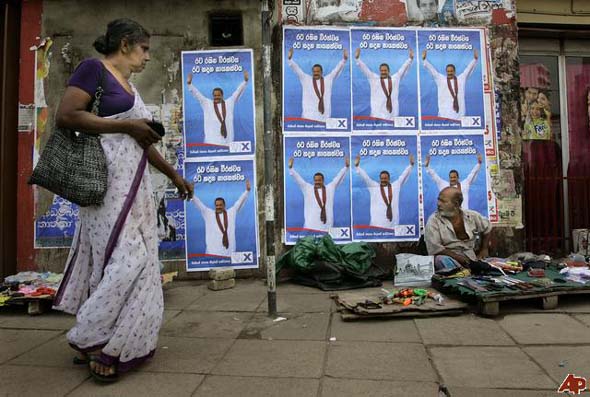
424, 187, 491, 273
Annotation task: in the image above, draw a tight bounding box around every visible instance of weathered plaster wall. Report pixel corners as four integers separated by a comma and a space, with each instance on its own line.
36, 0, 265, 278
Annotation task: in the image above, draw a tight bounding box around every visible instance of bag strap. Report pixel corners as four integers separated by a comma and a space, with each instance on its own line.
90, 63, 106, 115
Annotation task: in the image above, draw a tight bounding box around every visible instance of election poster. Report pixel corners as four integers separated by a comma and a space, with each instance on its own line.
34, 196, 78, 248
283, 27, 352, 133
156, 190, 186, 261
181, 49, 256, 158
284, 135, 352, 244
184, 158, 259, 271
351, 28, 419, 132
417, 29, 485, 131
420, 134, 489, 222
350, 135, 420, 242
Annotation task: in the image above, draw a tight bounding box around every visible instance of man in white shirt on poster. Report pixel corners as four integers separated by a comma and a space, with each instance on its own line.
288, 156, 349, 231
186, 71, 249, 145
191, 180, 251, 257
287, 47, 348, 122
422, 49, 478, 119
424, 153, 482, 210
354, 48, 414, 120
354, 154, 414, 228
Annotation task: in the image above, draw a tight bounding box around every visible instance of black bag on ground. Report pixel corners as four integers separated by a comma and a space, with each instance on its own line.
28, 66, 108, 207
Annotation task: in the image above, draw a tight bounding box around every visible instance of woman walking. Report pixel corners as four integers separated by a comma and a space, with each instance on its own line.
52, 18, 192, 382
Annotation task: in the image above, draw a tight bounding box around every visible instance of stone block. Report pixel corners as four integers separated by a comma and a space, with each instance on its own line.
209, 267, 236, 281
208, 278, 236, 291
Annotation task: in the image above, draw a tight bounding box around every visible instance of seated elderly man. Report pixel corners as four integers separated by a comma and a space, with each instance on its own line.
425, 187, 492, 273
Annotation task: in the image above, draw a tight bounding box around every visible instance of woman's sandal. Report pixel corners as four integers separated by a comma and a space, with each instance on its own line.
88, 356, 118, 383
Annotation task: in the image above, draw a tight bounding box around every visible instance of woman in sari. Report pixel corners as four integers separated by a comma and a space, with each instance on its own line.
52, 18, 193, 382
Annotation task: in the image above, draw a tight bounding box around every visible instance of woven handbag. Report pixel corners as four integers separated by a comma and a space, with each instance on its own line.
29, 66, 108, 207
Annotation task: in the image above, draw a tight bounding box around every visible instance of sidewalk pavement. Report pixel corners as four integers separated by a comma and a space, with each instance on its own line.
2, 279, 590, 396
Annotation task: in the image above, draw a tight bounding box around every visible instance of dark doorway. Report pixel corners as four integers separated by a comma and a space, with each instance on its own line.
0, 1, 20, 278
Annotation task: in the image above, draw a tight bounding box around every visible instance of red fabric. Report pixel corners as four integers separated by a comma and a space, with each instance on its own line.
358, 0, 407, 25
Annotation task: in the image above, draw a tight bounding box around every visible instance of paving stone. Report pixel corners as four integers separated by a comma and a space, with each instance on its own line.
258, 293, 334, 313
69, 371, 204, 397
276, 282, 332, 294
326, 341, 436, 381
573, 314, 590, 327
415, 315, 515, 345
161, 311, 252, 339
320, 378, 439, 397
448, 387, 557, 397
163, 284, 208, 310
524, 346, 590, 385
193, 375, 319, 397
0, 364, 88, 395
0, 329, 62, 364
9, 334, 76, 367
140, 336, 233, 374
429, 346, 555, 389
330, 317, 421, 343
242, 312, 330, 341
498, 313, 590, 344
163, 309, 181, 324
212, 339, 326, 378
186, 288, 265, 312
0, 311, 75, 330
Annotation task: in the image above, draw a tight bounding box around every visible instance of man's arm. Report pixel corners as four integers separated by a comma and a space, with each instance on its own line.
394, 49, 414, 81
191, 194, 208, 214
187, 82, 208, 106
327, 50, 348, 81
354, 49, 377, 80
288, 158, 309, 191
425, 219, 471, 266
232, 181, 250, 212
287, 49, 307, 81
395, 162, 413, 187
422, 50, 442, 80
329, 156, 350, 188
462, 154, 482, 187
355, 166, 379, 188
475, 211, 492, 259
425, 164, 447, 191
477, 232, 491, 259
460, 51, 478, 80
228, 71, 249, 103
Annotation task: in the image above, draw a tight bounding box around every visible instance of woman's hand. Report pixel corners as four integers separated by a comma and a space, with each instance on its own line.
172, 174, 194, 200
125, 119, 162, 149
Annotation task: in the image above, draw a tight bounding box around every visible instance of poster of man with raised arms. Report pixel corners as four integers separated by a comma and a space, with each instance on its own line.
418, 29, 485, 131
182, 49, 255, 158
284, 136, 352, 244
283, 27, 352, 133
421, 134, 489, 223
351, 135, 419, 242
184, 159, 259, 271
351, 28, 418, 131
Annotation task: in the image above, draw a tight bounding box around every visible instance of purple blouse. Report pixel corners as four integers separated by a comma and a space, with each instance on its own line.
68, 58, 135, 117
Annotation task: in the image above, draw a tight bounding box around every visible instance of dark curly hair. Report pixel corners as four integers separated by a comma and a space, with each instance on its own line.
93, 18, 150, 55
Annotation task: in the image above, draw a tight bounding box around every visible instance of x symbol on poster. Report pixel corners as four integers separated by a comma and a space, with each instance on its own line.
472, 117, 481, 126
242, 142, 251, 151
243, 253, 252, 261
405, 118, 414, 126
338, 120, 346, 128
406, 226, 415, 234
340, 228, 349, 237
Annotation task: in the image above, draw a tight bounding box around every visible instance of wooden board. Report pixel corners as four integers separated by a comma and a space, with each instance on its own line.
334, 288, 468, 321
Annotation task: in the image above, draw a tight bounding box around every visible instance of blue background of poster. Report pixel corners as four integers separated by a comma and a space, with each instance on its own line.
157, 191, 186, 261
284, 136, 352, 244
351, 29, 419, 131
283, 27, 352, 132
421, 134, 488, 222
417, 29, 485, 130
34, 196, 78, 248
350, 135, 419, 241
182, 50, 255, 157
184, 159, 258, 270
